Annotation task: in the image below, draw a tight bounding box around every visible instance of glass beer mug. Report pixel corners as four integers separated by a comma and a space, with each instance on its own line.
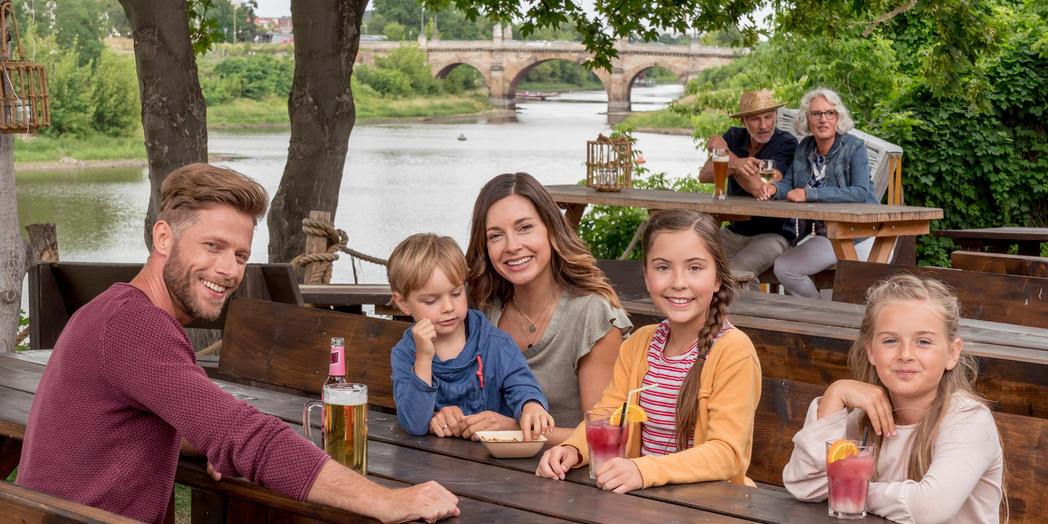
303, 383, 368, 475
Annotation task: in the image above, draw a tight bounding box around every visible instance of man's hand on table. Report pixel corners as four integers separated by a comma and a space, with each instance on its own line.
460, 410, 518, 440
430, 406, 466, 438
378, 481, 461, 523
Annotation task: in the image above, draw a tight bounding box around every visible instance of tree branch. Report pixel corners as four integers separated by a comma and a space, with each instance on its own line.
862, 0, 918, 37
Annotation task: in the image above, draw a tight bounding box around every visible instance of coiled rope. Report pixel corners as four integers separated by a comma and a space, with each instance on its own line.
289, 217, 388, 285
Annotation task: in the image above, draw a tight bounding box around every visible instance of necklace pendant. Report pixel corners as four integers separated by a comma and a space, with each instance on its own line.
527, 344, 534, 350
528, 325, 537, 333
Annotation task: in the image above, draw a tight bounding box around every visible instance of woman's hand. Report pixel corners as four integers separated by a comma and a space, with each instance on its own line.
461, 410, 518, 440
786, 187, 808, 202
536, 445, 581, 480
518, 401, 554, 441
429, 406, 467, 438
819, 379, 896, 437
757, 183, 777, 200
594, 457, 643, 493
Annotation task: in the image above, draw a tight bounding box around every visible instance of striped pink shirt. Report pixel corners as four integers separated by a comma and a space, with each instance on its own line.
639, 320, 733, 456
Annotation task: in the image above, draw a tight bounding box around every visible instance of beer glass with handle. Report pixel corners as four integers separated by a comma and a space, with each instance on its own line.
711, 148, 730, 199
304, 383, 368, 475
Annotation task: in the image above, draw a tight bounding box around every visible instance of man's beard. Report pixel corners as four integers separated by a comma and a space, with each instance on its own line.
163, 242, 229, 322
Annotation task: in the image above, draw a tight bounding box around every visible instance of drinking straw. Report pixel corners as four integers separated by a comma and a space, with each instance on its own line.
618, 383, 658, 426
861, 426, 870, 447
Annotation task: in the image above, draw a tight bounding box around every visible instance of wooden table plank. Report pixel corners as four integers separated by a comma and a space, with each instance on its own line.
545, 185, 943, 223
363, 411, 882, 524
366, 440, 747, 523
178, 458, 569, 523
934, 227, 1048, 256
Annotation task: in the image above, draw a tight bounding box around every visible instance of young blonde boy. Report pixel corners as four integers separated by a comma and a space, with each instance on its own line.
388, 233, 553, 440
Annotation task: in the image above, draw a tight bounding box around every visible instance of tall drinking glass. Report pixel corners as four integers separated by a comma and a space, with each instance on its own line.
826, 441, 877, 519
711, 148, 730, 199
304, 383, 368, 475
584, 407, 628, 480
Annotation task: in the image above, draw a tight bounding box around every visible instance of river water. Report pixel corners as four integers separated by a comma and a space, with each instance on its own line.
16, 85, 703, 285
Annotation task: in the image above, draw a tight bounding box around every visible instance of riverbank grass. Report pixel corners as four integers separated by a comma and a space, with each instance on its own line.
615, 108, 702, 134
13, 134, 147, 164
207, 93, 492, 128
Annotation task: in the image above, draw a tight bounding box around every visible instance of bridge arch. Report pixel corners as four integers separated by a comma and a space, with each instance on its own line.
504, 57, 608, 104
359, 39, 735, 114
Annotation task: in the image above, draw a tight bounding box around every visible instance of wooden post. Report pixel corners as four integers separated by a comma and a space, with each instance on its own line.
24, 222, 58, 262
302, 210, 330, 284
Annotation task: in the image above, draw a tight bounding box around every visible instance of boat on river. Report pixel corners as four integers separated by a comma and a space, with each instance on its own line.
516, 90, 561, 101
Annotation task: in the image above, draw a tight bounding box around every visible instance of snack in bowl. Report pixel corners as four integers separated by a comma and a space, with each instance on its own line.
475, 430, 547, 458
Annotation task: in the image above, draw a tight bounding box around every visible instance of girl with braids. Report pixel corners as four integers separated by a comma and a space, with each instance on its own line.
784, 274, 1004, 522
536, 209, 762, 491
466, 173, 632, 444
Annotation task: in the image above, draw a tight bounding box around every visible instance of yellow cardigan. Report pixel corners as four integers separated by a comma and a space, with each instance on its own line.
562, 323, 761, 488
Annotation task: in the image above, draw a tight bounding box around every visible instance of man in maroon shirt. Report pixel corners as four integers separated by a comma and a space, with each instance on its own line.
17, 163, 459, 523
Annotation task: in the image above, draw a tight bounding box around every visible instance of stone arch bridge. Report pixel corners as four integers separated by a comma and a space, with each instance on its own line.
357, 34, 735, 114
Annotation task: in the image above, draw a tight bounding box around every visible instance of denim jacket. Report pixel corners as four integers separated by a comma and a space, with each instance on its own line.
773, 133, 878, 204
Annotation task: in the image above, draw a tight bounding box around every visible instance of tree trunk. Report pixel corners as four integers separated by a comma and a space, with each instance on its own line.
0, 135, 26, 352
119, 0, 208, 249
267, 0, 366, 263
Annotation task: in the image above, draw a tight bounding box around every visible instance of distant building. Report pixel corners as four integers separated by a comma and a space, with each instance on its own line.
253, 16, 292, 34
255, 32, 293, 44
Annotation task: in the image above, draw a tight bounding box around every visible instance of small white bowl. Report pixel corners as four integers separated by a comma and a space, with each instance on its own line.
475, 430, 547, 458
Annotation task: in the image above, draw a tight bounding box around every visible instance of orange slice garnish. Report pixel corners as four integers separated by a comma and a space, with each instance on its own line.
827, 439, 859, 464
611, 404, 648, 425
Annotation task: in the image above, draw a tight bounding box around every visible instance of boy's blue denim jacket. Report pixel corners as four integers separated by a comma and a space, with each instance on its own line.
773, 133, 878, 205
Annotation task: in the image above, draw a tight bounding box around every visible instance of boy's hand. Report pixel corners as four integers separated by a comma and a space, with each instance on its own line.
430, 406, 466, 438
461, 411, 518, 440
518, 401, 554, 441
412, 319, 437, 359
594, 457, 643, 493
536, 445, 581, 480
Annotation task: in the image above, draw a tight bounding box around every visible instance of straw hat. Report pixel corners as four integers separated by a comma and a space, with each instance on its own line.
730, 89, 786, 118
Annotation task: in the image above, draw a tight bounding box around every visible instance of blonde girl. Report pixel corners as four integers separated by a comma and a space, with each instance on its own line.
783, 274, 1004, 522
536, 209, 762, 491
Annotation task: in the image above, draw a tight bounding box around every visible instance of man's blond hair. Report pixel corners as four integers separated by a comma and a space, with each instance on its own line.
158, 163, 268, 235
387, 233, 468, 297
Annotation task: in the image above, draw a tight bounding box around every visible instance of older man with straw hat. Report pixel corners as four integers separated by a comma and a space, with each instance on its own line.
698, 88, 798, 288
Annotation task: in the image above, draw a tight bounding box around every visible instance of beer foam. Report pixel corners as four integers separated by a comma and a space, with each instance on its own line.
712, 153, 730, 162
325, 383, 367, 405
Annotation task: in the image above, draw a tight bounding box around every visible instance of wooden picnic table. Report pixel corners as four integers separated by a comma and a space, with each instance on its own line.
933, 227, 1048, 256
0, 351, 889, 523
544, 184, 943, 263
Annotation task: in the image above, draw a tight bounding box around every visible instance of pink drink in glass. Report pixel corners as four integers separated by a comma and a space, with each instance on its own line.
826, 443, 877, 519
585, 407, 628, 480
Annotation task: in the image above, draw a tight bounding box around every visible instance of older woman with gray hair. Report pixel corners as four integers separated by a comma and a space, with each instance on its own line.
757, 88, 878, 298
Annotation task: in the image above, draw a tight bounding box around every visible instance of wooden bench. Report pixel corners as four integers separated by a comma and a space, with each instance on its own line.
831, 260, 1048, 329
216, 298, 407, 411
751, 377, 1047, 523
0, 481, 143, 523
951, 250, 1048, 278
617, 288, 1048, 418
28, 261, 303, 350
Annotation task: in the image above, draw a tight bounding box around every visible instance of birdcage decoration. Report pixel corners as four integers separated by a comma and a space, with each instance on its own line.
586, 134, 632, 191
0, 1, 49, 134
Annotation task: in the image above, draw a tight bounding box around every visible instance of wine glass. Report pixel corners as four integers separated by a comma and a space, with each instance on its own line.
758, 159, 776, 184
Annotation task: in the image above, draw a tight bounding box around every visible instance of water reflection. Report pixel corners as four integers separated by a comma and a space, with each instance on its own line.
16, 167, 150, 261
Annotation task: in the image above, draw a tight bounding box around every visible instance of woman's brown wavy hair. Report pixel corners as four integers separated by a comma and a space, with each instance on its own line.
465, 172, 621, 310
641, 209, 738, 450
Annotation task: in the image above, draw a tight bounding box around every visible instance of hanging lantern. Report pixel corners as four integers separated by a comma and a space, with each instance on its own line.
586, 133, 632, 191
0, 1, 49, 134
